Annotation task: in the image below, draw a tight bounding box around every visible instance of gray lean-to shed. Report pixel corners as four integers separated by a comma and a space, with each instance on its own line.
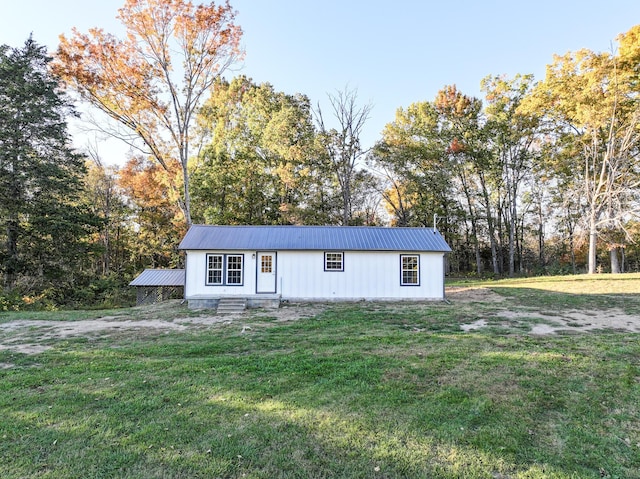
129, 269, 185, 305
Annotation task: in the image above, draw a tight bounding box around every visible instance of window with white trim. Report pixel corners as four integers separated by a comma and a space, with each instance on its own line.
400, 254, 420, 286
226, 255, 243, 285
324, 252, 344, 271
207, 254, 223, 285
206, 254, 244, 286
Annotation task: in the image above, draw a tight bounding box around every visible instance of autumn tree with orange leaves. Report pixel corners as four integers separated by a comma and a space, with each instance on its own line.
118, 156, 187, 269
53, 0, 243, 226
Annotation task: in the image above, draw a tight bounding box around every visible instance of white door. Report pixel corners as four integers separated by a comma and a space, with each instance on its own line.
256, 252, 276, 293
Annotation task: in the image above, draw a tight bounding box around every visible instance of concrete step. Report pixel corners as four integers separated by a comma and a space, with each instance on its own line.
217, 297, 247, 314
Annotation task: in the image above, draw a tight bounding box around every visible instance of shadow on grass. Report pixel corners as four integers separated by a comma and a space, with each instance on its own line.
489, 287, 640, 315
2, 315, 638, 478
0, 363, 588, 479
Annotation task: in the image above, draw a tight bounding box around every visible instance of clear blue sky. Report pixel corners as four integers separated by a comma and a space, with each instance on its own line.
3, 0, 640, 154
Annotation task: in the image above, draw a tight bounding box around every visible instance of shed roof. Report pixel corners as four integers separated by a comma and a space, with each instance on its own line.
179, 225, 451, 252
129, 269, 185, 287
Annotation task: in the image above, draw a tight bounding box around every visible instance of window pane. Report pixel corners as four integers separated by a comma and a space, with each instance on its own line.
401, 255, 419, 285
402, 256, 417, 270
227, 256, 242, 270
261, 255, 272, 273
403, 270, 417, 284
227, 271, 242, 284
208, 270, 222, 284
207, 255, 223, 285
325, 252, 343, 271
226, 255, 243, 284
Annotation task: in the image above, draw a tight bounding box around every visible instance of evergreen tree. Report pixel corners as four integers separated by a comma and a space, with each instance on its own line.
0, 38, 97, 294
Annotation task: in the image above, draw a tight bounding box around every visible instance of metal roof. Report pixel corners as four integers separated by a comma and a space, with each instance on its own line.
129, 269, 185, 287
179, 225, 451, 252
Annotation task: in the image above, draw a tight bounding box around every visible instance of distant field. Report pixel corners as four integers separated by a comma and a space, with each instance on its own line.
451, 272, 640, 294
1, 275, 639, 478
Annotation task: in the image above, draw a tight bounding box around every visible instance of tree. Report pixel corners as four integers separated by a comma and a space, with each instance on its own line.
433, 86, 498, 274
618, 25, 640, 87
371, 101, 454, 228
118, 156, 186, 269
83, 154, 130, 276
482, 74, 540, 276
315, 87, 372, 225
372, 85, 506, 274
526, 45, 640, 274
349, 169, 383, 225
371, 94, 476, 273
0, 38, 98, 292
53, 0, 243, 226
192, 76, 319, 225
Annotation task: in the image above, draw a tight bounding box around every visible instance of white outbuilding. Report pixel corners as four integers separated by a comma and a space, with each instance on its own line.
179, 225, 451, 309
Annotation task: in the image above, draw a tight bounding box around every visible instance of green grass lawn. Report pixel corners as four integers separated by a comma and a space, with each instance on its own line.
1, 275, 639, 478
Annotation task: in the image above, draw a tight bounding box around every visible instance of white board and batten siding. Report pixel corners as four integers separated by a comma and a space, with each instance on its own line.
184, 249, 446, 301
278, 250, 444, 300
185, 250, 258, 297
179, 225, 452, 306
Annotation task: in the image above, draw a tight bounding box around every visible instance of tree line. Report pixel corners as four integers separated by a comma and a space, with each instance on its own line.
2, 0, 640, 309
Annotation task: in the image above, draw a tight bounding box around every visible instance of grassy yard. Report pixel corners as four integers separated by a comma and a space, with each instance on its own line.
1, 275, 639, 478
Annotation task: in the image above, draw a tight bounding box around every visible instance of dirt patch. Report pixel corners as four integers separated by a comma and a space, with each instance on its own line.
172, 303, 326, 326
0, 319, 189, 355
0, 343, 52, 355
529, 324, 558, 335
494, 308, 640, 335
460, 319, 487, 332
1, 292, 637, 357
2, 318, 187, 339
451, 287, 640, 335
447, 286, 505, 303
0, 303, 326, 356
255, 303, 327, 321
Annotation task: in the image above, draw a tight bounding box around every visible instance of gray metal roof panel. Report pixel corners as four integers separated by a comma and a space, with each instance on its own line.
129, 269, 185, 287
179, 225, 451, 252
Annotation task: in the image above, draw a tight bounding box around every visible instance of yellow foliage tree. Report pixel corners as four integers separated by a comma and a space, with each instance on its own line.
523, 30, 640, 274
53, 0, 243, 226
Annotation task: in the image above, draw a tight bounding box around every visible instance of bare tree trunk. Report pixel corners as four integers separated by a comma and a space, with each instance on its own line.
458, 171, 482, 274
496, 196, 505, 274
509, 212, 516, 276
472, 218, 482, 274
478, 171, 499, 274
315, 88, 371, 226
181, 161, 192, 226
537, 195, 545, 269
564, 204, 578, 274
516, 216, 522, 273
342, 181, 351, 226
569, 232, 577, 275
610, 247, 621, 274
588, 214, 598, 274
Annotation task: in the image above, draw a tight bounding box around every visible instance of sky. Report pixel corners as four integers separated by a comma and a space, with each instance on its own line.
2, 0, 640, 159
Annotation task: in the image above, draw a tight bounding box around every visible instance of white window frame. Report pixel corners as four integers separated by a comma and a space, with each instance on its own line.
324, 252, 344, 272
206, 254, 223, 285
206, 253, 244, 286
400, 254, 420, 286
226, 254, 244, 285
